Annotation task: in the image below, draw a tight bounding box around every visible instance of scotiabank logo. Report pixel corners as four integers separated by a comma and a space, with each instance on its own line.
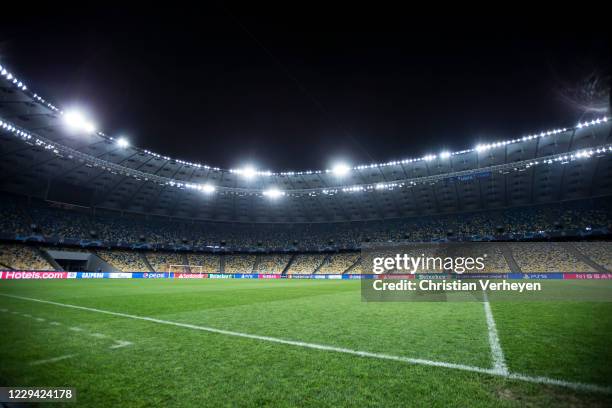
1, 271, 68, 280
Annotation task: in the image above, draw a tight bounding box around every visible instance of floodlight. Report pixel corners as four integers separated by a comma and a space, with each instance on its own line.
116, 137, 129, 148
63, 109, 96, 133
242, 165, 257, 179
263, 188, 284, 198
440, 151, 451, 159
63, 110, 86, 130
332, 163, 350, 177
202, 183, 215, 193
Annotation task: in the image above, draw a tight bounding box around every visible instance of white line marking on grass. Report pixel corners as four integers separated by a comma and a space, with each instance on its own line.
89, 332, 108, 339
2, 293, 610, 395
482, 291, 508, 375
110, 340, 133, 349
69, 326, 84, 332
49, 321, 61, 326
35, 317, 46, 322
22, 313, 32, 318
0, 308, 7, 312
506, 373, 612, 394
30, 354, 77, 366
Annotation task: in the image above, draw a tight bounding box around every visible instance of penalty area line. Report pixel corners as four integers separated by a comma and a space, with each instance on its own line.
1, 293, 610, 395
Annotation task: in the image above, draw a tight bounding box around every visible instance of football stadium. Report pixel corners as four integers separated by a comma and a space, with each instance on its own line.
1, 17, 611, 407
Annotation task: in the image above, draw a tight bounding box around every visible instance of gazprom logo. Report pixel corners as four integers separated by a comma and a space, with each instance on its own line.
81, 272, 104, 279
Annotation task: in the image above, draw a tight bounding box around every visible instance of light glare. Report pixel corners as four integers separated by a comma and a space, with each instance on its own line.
263, 188, 284, 198
84, 121, 96, 133
332, 163, 350, 177
242, 166, 256, 179
202, 183, 215, 193
63, 110, 86, 129
117, 137, 129, 148
63, 109, 96, 133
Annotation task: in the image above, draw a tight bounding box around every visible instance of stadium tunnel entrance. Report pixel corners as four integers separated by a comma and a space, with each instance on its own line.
44, 249, 117, 272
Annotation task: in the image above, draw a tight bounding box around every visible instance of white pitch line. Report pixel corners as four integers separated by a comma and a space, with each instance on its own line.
110, 340, 133, 349
2, 293, 610, 394
30, 353, 77, 366
482, 291, 508, 374
2, 304, 129, 350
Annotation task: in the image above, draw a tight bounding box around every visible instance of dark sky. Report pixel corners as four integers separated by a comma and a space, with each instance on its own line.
0, 8, 609, 172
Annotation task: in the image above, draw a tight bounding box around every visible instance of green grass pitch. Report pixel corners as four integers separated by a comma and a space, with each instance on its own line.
1, 279, 611, 407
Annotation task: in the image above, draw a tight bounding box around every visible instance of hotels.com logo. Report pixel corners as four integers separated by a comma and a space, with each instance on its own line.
1, 271, 68, 279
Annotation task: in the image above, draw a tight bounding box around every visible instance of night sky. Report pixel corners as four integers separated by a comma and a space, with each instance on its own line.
0, 8, 609, 172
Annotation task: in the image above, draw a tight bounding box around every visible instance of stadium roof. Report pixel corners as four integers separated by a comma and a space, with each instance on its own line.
1, 64, 611, 223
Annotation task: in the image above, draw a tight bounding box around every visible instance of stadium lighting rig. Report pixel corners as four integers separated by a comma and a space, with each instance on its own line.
230, 165, 275, 178
116, 137, 130, 148
2, 113, 612, 200
332, 163, 351, 177
1, 61, 611, 178
183, 183, 216, 194
178, 182, 216, 194
62, 109, 97, 134
201, 183, 216, 193
263, 187, 285, 199
0, 63, 27, 91
241, 166, 257, 179
577, 118, 607, 128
